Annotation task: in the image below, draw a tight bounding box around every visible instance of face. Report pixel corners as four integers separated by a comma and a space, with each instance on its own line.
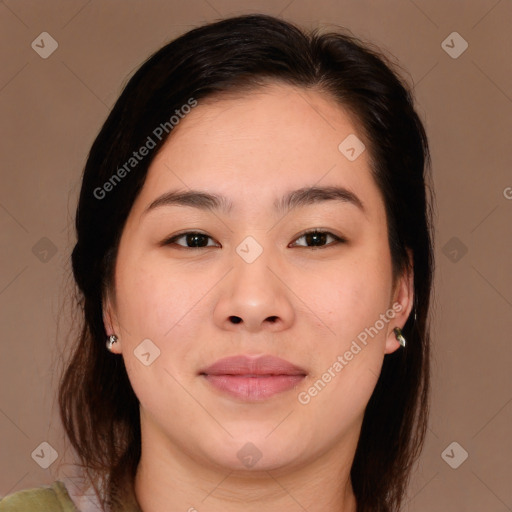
103, 83, 413, 474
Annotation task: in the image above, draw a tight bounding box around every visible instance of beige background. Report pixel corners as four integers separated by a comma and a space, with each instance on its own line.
1, 0, 511, 510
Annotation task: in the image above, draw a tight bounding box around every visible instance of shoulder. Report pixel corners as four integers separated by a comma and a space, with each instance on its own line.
0, 481, 78, 511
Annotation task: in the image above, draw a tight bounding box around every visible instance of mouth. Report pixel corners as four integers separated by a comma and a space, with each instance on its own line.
199, 354, 307, 401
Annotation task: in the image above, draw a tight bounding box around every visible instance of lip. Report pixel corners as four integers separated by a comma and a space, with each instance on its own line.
199, 354, 307, 401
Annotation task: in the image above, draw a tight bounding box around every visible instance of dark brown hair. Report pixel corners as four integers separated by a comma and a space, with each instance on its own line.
60, 13, 434, 512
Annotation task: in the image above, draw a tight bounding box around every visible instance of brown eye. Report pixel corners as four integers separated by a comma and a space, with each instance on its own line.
290, 230, 345, 248
163, 230, 345, 250
164, 232, 219, 248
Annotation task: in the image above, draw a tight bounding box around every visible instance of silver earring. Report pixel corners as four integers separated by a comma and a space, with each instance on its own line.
393, 327, 406, 348
106, 334, 118, 352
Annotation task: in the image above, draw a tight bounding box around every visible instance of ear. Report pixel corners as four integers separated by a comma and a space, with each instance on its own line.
384, 249, 414, 355
102, 292, 123, 354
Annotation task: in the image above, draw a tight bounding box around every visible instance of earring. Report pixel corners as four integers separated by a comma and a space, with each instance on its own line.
106, 334, 118, 352
393, 327, 406, 348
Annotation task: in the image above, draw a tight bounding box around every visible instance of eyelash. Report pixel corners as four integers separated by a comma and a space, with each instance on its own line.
162, 229, 346, 250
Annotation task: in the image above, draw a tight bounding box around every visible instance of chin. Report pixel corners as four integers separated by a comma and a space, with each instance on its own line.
198, 433, 304, 472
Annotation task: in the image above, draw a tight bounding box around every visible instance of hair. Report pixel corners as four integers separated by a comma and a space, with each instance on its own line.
59, 13, 434, 512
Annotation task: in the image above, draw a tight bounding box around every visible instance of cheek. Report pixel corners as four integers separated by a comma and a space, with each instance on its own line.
297, 260, 392, 432
115, 253, 200, 338
114, 252, 215, 379
299, 249, 393, 341
114, 254, 201, 413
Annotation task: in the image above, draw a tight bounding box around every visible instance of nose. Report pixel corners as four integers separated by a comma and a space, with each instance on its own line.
213, 247, 295, 333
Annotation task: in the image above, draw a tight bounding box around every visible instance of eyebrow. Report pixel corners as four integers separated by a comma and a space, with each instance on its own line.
142, 185, 365, 217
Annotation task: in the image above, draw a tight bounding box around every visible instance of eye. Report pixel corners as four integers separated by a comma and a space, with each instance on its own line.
162, 229, 345, 250
290, 230, 345, 248
163, 231, 220, 249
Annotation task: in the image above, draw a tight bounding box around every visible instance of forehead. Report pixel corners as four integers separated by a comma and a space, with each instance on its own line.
164, 83, 363, 161
131, 83, 382, 219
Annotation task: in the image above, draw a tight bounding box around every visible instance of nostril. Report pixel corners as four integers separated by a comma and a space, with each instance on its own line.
267, 316, 278, 323
229, 316, 242, 324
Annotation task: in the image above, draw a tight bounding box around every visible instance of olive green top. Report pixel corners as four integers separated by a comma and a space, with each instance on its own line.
0, 481, 78, 511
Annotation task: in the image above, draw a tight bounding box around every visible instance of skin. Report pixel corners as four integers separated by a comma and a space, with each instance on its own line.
103, 83, 413, 512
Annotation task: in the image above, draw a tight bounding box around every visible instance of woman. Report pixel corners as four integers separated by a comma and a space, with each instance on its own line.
0, 13, 434, 512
